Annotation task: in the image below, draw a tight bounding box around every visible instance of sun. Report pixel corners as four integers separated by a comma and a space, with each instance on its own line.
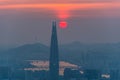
59, 21, 68, 29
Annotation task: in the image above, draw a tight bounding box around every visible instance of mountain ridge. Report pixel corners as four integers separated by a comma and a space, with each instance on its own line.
0, 42, 120, 69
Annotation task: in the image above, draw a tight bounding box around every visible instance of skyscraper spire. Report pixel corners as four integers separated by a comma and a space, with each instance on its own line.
49, 21, 59, 80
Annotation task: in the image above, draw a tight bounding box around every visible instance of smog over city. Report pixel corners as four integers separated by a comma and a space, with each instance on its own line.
0, 0, 120, 80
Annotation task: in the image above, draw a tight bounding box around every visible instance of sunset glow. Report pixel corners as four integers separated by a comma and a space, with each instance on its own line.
0, 3, 120, 19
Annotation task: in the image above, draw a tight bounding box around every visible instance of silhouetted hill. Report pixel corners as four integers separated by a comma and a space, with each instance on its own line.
1, 42, 120, 69
3, 43, 49, 60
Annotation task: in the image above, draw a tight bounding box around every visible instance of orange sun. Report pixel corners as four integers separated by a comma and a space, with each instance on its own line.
59, 21, 67, 29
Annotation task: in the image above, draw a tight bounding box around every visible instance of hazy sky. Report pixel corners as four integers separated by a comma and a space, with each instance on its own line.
0, 0, 120, 46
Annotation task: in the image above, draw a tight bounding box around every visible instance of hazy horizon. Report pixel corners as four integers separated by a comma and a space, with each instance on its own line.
0, 0, 120, 46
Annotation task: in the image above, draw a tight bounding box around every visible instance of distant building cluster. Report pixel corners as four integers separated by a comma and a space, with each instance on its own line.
0, 66, 119, 80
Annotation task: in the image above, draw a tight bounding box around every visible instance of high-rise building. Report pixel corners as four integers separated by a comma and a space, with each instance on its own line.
49, 22, 59, 80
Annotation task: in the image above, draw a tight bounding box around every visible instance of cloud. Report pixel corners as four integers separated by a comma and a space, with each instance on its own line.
0, 0, 120, 5
0, 0, 9, 1
0, 2, 120, 19
0, 3, 120, 10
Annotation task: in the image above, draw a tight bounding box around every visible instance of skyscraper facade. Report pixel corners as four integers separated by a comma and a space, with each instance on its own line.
49, 22, 59, 80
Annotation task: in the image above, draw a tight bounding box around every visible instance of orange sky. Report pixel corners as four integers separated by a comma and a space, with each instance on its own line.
0, 0, 120, 19
0, 2, 120, 19
0, 0, 119, 4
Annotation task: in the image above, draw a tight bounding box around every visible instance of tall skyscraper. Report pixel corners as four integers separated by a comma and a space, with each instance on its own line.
49, 22, 59, 80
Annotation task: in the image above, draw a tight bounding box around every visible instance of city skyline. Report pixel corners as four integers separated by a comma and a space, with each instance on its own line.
0, 1, 119, 80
